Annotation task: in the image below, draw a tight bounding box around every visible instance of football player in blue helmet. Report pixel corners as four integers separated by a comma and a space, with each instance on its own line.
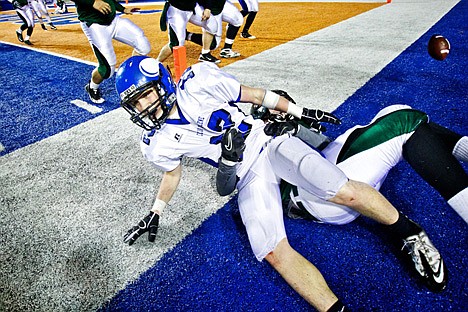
115, 56, 177, 130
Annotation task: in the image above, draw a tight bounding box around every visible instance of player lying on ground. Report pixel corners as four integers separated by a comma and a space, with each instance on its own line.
217, 100, 467, 294
115, 56, 446, 312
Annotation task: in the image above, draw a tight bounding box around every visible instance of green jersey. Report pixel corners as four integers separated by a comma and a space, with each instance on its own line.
72, 0, 125, 26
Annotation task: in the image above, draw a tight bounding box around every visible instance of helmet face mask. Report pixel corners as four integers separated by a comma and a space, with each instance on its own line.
115, 56, 177, 130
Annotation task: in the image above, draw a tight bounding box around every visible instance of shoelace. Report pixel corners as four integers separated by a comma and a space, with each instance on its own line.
402, 233, 441, 273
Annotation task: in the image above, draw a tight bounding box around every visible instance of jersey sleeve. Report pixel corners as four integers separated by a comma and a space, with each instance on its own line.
196, 63, 242, 104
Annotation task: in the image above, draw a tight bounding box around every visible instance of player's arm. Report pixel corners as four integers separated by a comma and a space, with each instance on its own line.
239, 85, 341, 126
216, 129, 245, 196
123, 164, 182, 245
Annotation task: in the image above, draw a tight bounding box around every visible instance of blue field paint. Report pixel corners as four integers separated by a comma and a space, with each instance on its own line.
101, 1, 467, 311
0, 43, 120, 156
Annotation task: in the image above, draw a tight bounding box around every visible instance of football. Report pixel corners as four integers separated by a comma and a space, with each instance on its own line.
428, 34, 450, 61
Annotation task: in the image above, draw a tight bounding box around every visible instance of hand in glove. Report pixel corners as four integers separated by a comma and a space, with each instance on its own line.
221, 128, 246, 163
264, 120, 299, 136
123, 211, 159, 246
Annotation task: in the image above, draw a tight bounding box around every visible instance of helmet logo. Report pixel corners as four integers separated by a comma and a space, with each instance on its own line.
139, 58, 160, 77
120, 84, 136, 100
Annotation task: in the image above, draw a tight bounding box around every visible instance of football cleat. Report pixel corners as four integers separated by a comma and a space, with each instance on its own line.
16, 31, 24, 42
85, 82, 105, 104
24, 40, 33, 46
198, 52, 220, 64
220, 48, 241, 58
401, 231, 447, 292
240, 32, 256, 39
49, 23, 57, 30
41, 23, 47, 31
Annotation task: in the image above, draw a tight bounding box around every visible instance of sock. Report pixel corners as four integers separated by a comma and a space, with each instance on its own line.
185, 31, 193, 41
453, 136, 468, 162
386, 211, 422, 240
189, 33, 202, 46
223, 42, 233, 49
448, 188, 468, 223
243, 11, 257, 33
201, 49, 210, 55
327, 300, 348, 312
90, 80, 100, 90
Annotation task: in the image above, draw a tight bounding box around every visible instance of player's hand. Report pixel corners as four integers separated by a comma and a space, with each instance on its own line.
201, 8, 211, 21
123, 212, 159, 246
124, 7, 140, 14
12, 0, 22, 9
93, 0, 112, 15
301, 108, 341, 126
264, 120, 299, 137
221, 128, 245, 162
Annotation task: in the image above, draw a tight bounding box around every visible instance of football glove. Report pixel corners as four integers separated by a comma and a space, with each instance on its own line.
264, 120, 299, 136
11, 0, 22, 9
301, 108, 341, 126
221, 128, 245, 162
123, 211, 159, 246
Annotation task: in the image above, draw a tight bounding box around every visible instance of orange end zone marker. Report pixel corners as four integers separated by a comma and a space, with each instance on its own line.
173, 46, 187, 82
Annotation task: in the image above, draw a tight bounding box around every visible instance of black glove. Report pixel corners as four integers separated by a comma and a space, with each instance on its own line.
221, 128, 245, 162
12, 0, 22, 9
301, 108, 341, 126
264, 120, 299, 136
123, 211, 159, 246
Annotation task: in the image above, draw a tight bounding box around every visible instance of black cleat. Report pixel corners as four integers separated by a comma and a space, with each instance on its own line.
24, 40, 33, 46
240, 31, 256, 39
401, 231, 447, 292
16, 31, 24, 42
85, 82, 105, 104
49, 23, 57, 30
198, 52, 220, 64
41, 23, 47, 30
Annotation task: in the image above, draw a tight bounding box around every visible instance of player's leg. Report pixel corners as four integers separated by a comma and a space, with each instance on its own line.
23, 6, 35, 45
80, 22, 116, 103
30, 0, 46, 30
113, 17, 151, 56
403, 122, 468, 223
238, 0, 258, 39
158, 5, 191, 63
220, 1, 243, 58
237, 172, 346, 311
190, 4, 219, 63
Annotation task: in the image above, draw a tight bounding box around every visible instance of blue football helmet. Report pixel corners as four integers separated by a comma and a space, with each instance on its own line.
115, 56, 177, 130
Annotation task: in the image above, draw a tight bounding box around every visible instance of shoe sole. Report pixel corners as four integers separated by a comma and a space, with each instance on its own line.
85, 85, 105, 104
220, 54, 240, 58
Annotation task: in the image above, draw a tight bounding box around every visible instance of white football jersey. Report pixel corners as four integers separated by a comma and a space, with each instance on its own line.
140, 62, 268, 178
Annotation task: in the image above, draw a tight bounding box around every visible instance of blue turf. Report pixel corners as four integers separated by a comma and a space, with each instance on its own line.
0, 45, 120, 156
100, 1, 467, 311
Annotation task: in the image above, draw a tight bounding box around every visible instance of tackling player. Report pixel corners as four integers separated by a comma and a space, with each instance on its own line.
114, 55, 447, 311
72, 0, 151, 104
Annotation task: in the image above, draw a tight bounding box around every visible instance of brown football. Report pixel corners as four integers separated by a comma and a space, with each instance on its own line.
428, 34, 450, 61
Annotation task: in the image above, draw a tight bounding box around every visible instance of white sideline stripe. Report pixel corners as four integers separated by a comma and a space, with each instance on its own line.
0, 142, 4, 153
71, 99, 103, 114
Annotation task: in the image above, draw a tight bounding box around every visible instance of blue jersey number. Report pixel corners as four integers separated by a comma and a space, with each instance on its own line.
208, 109, 252, 145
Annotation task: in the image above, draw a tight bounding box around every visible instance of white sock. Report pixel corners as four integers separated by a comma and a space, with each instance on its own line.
90, 80, 100, 90
201, 49, 210, 54
448, 187, 468, 224
453, 136, 468, 162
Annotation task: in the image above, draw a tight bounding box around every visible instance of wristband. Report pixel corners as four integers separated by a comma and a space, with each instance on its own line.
262, 90, 280, 109
221, 157, 238, 167
287, 102, 303, 119
151, 198, 167, 215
